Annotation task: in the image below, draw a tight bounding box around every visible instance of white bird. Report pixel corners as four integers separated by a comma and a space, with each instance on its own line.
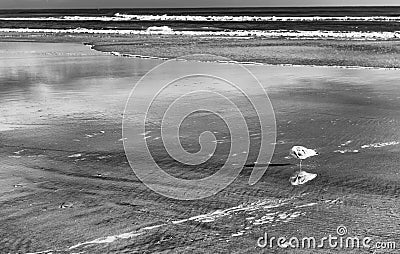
290, 146, 318, 171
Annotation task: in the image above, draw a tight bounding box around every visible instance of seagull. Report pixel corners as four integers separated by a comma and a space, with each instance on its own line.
290, 146, 318, 171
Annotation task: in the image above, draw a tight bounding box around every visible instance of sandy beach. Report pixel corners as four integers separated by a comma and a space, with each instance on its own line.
2, 32, 400, 68
0, 36, 399, 253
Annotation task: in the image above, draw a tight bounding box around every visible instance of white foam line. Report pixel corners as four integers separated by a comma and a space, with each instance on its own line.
334, 149, 359, 154
32, 195, 307, 252
27, 250, 54, 254
114, 14, 400, 22
172, 199, 288, 224
361, 141, 400, 149
3, 14, 400, 22
68, 232, 144, 250
68, 223, 166, 250
232, 231, 245, 237
295, 202, 318, 208
1, 28, 400, 41
34, 200, 285, 252
68, 153, 82, 158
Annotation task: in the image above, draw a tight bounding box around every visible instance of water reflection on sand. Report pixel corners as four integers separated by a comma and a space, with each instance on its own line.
1, 42, 400, 253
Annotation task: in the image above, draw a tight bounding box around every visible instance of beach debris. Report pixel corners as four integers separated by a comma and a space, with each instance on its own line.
68, 153, 82, 158
290, 170, 318, 186
290, 146, 318, 171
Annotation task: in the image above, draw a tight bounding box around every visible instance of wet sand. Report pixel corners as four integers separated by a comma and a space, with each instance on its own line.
2, 32, 400, 68
0, 42, 399, 253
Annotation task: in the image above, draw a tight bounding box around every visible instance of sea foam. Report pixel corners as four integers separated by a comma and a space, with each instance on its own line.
1, 28, 400, 40
2, 14, 400, 22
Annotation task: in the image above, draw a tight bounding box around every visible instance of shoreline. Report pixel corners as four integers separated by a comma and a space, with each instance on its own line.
1, 28, 400, 40
100, 47, 400, 70
2, 32, 400, 69
0, 38, 397, 70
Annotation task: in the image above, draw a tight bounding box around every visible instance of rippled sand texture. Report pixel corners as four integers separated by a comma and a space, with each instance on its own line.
0, 42, 399, 253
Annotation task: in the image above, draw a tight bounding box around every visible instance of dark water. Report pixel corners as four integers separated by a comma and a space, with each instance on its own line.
1, 7, 400, 17
1, 7, 400, 32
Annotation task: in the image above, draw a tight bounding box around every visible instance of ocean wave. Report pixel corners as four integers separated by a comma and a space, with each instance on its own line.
2, 13, 400, 22
2, 27, 400, 40
114, 13, 400, 22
